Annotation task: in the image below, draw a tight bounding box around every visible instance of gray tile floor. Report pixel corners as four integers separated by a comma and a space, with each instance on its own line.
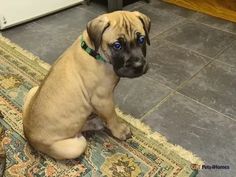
1, 0, 236, 176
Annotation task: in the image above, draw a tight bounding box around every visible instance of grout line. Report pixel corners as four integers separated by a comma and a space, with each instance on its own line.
212, 39, 236, 59
124, 2, 147, 10
188, 17, 236, 36
162, 38, 236, 69
213, 59, 236, 70
151, 19, 236, 61
140, 90, 176, 121
142, 53, 236, 122
162, 39, 214, 61
143, 75, 174, 91
213, 39, 236, 59
174, 60, 213, 92
177, 92, 236, 122
143, 36, 236, 121
150, 19, 188, 40
77, 3, 105, 15
140, 56, 214, 120
158, 33, 233, 63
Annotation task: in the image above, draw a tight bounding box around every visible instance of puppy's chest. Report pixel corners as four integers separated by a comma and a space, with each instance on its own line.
95, 82, 113, 96
94, 77, 117, 97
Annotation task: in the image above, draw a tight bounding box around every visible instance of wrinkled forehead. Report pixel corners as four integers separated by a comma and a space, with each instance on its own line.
102, 12, 145, 43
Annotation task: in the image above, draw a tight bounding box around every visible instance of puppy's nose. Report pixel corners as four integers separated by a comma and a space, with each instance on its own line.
126, 57, 145, 67
125, 58, 146, 71
133, 60, 145, 68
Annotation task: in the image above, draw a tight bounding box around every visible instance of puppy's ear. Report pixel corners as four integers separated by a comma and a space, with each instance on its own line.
133, 11, 151, 45
86, 16, 110, 52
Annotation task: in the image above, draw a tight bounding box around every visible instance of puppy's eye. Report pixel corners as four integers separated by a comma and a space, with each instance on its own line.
113, 42, 122, 50
138, 36, 145, 45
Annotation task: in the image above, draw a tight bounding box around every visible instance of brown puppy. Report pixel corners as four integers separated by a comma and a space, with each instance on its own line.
23, 11, 151, 160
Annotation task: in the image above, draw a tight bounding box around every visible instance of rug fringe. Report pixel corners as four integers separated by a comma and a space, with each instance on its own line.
0, 35, 51, 71
0, 34, 203, 166
116, 108, 204, 165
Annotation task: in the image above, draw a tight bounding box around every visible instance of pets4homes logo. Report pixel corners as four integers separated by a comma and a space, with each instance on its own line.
191, 164, 230, 170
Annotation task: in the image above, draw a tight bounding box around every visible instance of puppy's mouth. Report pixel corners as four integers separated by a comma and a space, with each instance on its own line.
115, 63, 149, 78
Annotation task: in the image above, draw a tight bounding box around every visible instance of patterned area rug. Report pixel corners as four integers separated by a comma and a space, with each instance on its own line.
0, 35, 203, 177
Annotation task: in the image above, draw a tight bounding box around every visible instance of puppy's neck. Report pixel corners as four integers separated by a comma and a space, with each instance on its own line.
82, 31, 95, 51
81, 31, 109, 63
81, 31, 119, 82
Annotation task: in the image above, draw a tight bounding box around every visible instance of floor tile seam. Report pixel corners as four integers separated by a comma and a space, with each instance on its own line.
134, 2, 189, 19
140, 58, 214, 120
188, 18, 236, 36
79, 1, 148, 13
28, 4, 93, 29
76, 4, 100, 15
125, 2, 147, 10
17, 20, 46, 31
153, 18, 236, 59
140, 81, 236, 123
163, 39, 236, 70
33, 18, 68, 32
25, 26, 77, 45
173, 58, 236, 122
151, 18, 236, 60
213, 59, 236, 70
213, 39, 236, 59
162, 39, 215, 61
140, 89, 176, 121
144, 61, 210, 90
78, 2, 146, 15
143, 75, 174, 91
30, 17, 86, 45
150, 18, 188, 40
211, 39, 236, 59
177, 92, 236, 122
174, 58, 214, 92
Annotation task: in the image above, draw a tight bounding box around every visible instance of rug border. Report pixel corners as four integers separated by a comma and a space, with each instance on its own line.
0, 35, 204, 167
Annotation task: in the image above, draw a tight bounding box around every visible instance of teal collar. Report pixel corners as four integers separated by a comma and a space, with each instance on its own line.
80, 36, 110, 64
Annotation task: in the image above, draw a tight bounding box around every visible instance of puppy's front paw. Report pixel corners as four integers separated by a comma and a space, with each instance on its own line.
111, 123, 132, 140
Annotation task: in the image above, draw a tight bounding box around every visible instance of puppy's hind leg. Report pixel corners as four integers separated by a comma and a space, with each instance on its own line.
48, 135, 87, 160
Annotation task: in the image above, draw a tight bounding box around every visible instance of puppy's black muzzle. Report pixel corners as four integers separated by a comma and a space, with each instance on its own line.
115, 57, 149, 78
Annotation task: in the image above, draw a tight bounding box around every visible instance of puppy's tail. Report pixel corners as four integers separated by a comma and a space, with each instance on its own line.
22, 86, 39, 118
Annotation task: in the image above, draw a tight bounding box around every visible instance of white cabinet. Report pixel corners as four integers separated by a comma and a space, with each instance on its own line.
0, 0, 84, 29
